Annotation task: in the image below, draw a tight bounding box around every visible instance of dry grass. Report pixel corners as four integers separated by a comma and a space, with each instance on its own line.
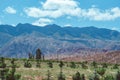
2, 59, 118, 80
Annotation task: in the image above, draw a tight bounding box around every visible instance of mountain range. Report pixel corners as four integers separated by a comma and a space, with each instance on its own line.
0, 23, 120, 58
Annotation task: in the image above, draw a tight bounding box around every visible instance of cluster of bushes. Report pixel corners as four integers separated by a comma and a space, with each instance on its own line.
1, 56, 120, 80
89, 69, 120, 80
72, 72, 85, 80
0, 57, 21, 80
24, 60, 32, 68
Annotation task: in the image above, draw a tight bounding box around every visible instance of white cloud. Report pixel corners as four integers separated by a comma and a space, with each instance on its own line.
64, 24, 72, 27
5, 6, 16, 14
43, 0, 78, 10
32, 18, 53, 26
24, 0, 81, 18
111, 27, 120, 31
24, 0, 120, 21
82, 7, 120, 21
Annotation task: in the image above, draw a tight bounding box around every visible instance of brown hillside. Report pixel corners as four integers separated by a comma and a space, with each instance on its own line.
62, 50, 120, 64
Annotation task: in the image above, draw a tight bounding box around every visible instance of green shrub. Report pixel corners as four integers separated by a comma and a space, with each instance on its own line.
104, 75, 114, 80
6, 58, 21, 80
113, 64, 119, 69
59, 61, 64, 68
102, 63, 108, 68
116, 71, 120, 80
89, 71, 100, 80
36, 60, 41, 68
81, 74, 85, 80
72, 72, 81, 80
0, 57, 8, 80
81, 62, 88, 69
96, 68, 106, 77
91, 61, 97, 68
46, 70, 51, 80
70, 62, 76, 68
47, 61, 53, 68
24, 60, 32, 68
0, 57, 6, 68
58, 72, 65, 80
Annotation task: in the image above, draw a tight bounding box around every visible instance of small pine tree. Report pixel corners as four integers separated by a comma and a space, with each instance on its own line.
47, 70, 51, 80
36, 48, 42, 60
81, 74, 85, 80
70, 62, 76, 68
116, 71, 120, 80
47, 61, 53, 68
36, 60, 41, 68
6, 58, 21, 80
58, 72, 65, 80
91, 61, 97, 68
58, 61, 65, 80
43, 54, 45, 61
0, 57, 7, 80
28, 53, 34, 59
102, 63, 108, 68
72, 72, 81, 80
59, 61, 64, 73
113, 64, 119, 69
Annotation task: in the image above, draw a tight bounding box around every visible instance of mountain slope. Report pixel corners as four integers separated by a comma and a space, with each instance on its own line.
0, 23, 120, 40
0, 23, 120, 58
0, 32, 13, 48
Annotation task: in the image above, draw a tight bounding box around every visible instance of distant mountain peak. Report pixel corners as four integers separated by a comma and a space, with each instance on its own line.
45, 24, 61, 28
16, 23, 32, 27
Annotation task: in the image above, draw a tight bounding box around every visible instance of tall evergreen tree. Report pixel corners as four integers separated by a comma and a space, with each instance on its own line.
58, 61, 65, 80
36, 48, 42, 60
28, 53, 34, 59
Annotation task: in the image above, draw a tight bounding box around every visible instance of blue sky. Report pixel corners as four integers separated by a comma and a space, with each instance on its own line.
0, 0, 120, 31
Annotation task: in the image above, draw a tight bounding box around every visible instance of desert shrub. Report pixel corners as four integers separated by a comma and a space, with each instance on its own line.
0, 57, 8, 80
96, 68, 106, 77
72, 72, 81, 80
58, 72, 65, 80
72, 72, 86, 80
91, 61, 97, 68
0, 57, 6, 68
70, 62, 76, 68
113, 64, 119, 69
59, 61, 64, 68
104, 75, 114, 80
47, 61, 53, 68
116, 71, 120, 80
6, 71, 21, 80
89, 71, 100, 80
6, 58, 21, 80
102, 63, 108, 68
24, 60, 32, 68
81, 62, 88, 69
81, 74, 85, 80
